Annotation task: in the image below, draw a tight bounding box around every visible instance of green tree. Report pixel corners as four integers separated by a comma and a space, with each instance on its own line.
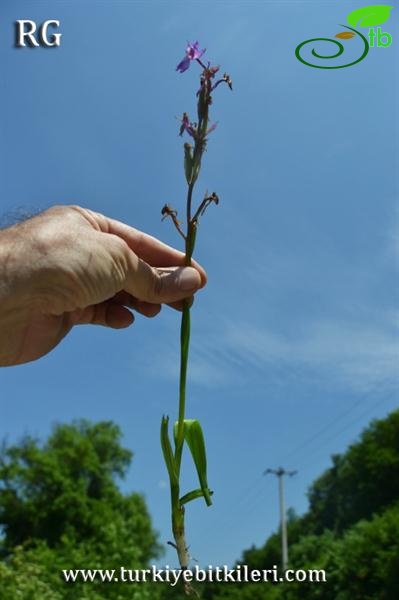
307, 410, 399, 533
328, 503, 399, 600
0, 420, 162, 599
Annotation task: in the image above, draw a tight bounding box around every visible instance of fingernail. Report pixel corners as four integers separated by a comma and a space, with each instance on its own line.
178, 267, 201, 291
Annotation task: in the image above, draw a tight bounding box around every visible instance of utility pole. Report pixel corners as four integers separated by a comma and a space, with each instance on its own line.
264, 467, 297, 571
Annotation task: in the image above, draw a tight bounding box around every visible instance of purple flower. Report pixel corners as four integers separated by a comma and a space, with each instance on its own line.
176, 41, 206, 73
179, 112, 197, 138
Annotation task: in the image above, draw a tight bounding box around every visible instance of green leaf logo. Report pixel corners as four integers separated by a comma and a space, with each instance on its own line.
347, 5, 393, 28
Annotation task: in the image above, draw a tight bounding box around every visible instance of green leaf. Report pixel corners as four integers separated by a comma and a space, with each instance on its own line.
180, 488, 214, 506
174, 419, 212, 506
347, 5, 393, 28
160, 416, 178, 486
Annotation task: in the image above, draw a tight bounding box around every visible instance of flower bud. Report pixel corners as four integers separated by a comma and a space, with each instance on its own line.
184, 142, 196, 185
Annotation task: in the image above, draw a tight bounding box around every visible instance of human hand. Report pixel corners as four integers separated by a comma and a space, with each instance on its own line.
0, 205, 207, 366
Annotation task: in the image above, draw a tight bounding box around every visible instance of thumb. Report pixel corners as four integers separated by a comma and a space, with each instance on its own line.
126, 257, 203, 304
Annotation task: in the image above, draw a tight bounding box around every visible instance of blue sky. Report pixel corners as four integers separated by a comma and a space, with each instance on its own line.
0, 0, 398, 568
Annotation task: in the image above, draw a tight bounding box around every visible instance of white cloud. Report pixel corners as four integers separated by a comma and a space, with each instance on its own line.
222, 315, 399, 392
144, 313, 398, 394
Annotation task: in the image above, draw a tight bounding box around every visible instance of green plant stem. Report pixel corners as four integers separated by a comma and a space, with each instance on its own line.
170, 184, 199, 573
186, 183, 194, 225
175, 217, 196, 474
174, 301, 190, 473
169, 105, 209, 575
174, 183, 195, 472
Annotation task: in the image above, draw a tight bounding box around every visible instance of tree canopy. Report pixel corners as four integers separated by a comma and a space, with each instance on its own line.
0, 420, 161, 599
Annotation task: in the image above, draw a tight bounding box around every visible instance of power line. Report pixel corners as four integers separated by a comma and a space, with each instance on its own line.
298, 392, 398, 473
279, 385, 396, 465
201, 391, 397, 548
